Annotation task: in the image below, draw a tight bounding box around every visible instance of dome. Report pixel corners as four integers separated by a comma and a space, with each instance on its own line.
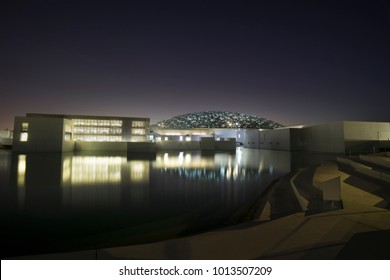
151, 111, 283, 129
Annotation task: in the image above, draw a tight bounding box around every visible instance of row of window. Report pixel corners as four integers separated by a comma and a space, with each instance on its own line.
73, 127, 123, 134
72, 119, 147, 128
73, 135, 123, 142
132, 121, 146, 127
73, 119, 123, 127
18, 121, 146, 143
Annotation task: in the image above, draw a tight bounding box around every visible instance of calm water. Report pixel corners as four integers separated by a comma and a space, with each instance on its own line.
0, 148, 333, 257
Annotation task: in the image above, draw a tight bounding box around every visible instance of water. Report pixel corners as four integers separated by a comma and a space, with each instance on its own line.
0, 148, 333, 258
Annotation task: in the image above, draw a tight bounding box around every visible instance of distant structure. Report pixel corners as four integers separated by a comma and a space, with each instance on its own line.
150, 111, 282, 149
9, 112, 390, 154
151, 111, 283, 129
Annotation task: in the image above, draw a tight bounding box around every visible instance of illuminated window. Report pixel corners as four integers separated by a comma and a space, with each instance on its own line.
132, 128, 145, 135
132, 121, 145, 127
20, 132, 28, 142
21, 122, 29, 132
179, 136, 183, 141
185, 136, 191, 141
72, 119, 122, 127
64, 132, 72, 141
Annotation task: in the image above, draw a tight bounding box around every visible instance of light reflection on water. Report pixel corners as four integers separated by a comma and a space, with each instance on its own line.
1, 148, 298, 257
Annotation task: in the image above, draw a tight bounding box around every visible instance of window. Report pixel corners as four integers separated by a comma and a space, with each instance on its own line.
73, 119, 122, 127
64, 132, 72, 141
132, 121, 145, 128
20, 132, 28, 142
21, 122, 29, 132
132, 128, 145, 135
20, 122, 29, 142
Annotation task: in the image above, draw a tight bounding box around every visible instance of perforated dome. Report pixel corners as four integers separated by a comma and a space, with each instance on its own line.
151, 111, 283, 129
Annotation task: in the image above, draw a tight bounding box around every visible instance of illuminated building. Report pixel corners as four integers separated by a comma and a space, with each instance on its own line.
12, 113, 150, 152
150, 111, 282, 149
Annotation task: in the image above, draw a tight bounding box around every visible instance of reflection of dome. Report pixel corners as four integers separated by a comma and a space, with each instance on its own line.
151, 111, 283, 129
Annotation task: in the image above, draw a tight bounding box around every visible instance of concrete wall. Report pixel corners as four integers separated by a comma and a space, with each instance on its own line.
302, 122, 345, 153
13, 116, 66, 152
155, 141, 200, 150
215, 138, 236, 150
243, 129, 261, 149
200, 138, 215, 150
259, 128, 291, 151
343, 121, 390, 141
75, 141, 127, 151
127, 142, 156, 153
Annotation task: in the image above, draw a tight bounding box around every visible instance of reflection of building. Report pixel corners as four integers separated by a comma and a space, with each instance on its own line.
12, 113, 150, 152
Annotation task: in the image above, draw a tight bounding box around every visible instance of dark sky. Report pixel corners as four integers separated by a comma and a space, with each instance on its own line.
1, 0, 389, 129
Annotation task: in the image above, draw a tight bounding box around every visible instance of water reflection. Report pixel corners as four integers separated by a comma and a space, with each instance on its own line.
63, 156, 126, 185
129, 161, 149, 183
3, 148, 303, 257
17, 154, 26, 209
9, 149, 292, 212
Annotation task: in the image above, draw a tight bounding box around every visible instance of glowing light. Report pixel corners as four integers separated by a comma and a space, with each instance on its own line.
62, 158, 71, 182
17, 154, 26, 187
130, 161, 149, 183
163, 153, 169, 164
178, 152, 184, 165
185, 136, 191, 141
236, 148, 242, 165
185, 153, 191, 163
69, 156, 125, 185
20, 132, 28, 142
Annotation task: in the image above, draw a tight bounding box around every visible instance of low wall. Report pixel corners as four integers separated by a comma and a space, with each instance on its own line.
313, 163, 341, 201
155, 141, 200, 150
200, 138, 215, 150
127, 142, 156, 153
337, 157, 390, 183
359, 155, 390, 169
215, 139, 236, 150
75, 141, 127, 151
337, 157, 372, 170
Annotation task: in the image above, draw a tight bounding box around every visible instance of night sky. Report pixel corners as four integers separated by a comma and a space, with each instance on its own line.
1, 0, 389, 129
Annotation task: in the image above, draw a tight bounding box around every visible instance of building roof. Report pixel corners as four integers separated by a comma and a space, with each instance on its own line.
151, 111, 283, 130
25, 113, 149, 121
